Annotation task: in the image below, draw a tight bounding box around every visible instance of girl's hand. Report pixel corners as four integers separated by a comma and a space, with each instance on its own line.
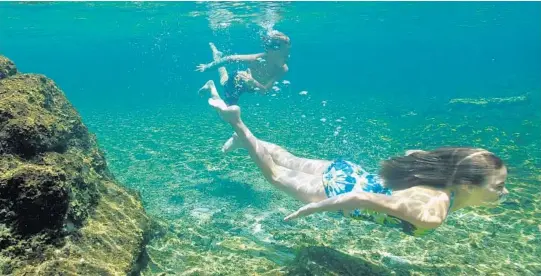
284, 192, 367, 221
284, 202, 320, 221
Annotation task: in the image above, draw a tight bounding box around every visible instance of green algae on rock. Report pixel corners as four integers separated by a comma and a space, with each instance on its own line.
0, 57, 17, 80
284, 246, 400, 276
448, 94, 529, 106
0, 55, 150, 275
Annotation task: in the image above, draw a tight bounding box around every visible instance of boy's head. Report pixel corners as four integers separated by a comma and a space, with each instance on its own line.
263, 30, 291, 53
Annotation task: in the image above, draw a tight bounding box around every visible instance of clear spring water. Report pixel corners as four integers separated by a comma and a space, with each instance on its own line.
1, 2, 540, 275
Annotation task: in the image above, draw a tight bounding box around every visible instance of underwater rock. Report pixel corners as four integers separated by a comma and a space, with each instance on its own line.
284, 246, 403, 276
0, 55, 150, 275
0, 56, 17, 80
448, 94, 529, 106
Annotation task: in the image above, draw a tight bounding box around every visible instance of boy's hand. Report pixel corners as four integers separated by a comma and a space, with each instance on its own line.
195, 64, 209, 72
237, 70, 256, 86
237, 70, 252, 80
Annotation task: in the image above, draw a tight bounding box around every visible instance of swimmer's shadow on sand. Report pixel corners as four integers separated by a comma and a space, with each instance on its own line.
285, 246, 413, 276
192, 172, 273, 209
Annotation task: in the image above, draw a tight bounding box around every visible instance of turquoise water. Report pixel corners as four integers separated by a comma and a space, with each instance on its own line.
1, 2, 540, 275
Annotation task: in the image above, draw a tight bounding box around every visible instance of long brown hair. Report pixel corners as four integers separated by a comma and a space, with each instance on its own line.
379, 147, 504, 190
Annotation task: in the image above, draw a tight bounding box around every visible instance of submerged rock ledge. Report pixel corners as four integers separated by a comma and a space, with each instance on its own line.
448, 94, 529, 105
0, 55, 150, 275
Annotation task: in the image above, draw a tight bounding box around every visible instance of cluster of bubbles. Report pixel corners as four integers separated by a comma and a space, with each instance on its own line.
263, 78, 348, 145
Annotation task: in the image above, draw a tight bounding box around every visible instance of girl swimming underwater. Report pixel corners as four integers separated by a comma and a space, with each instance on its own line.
205, 97, 509, 236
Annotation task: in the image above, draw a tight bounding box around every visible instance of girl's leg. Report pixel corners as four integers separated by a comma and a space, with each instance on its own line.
260, 141, 332, 176
222, 133, 331, 176
208, 99, 327, 203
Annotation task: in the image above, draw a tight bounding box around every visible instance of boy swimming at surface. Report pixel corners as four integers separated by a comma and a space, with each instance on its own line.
196, 30, 291, 106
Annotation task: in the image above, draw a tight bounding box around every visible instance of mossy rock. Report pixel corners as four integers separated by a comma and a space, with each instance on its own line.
0, 55, 150, 275
284, 246, 413, 276
0, 57, 17, 80
448, 94, 529, 106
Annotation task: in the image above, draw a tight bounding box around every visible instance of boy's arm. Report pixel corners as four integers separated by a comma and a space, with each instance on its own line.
247, 64, 288, 95
198, 53, 263, 72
